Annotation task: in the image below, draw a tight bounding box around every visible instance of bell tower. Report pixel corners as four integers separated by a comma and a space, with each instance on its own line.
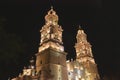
75, 26, 100, 80
36, 7, 68, 80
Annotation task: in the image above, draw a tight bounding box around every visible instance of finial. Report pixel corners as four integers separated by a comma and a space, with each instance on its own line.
19, 73, 22, 77
79, 25, 82, 30
24, 66, 26, 69
51, 6, 53, 10
30, 57, 34, 63
71, 58, 73, 61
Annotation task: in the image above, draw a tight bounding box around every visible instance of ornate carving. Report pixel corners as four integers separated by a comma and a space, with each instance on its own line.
39, 8, 63, 52
75, 28, 93, 58
45, 7, 58, 25
75, 26, 100, 80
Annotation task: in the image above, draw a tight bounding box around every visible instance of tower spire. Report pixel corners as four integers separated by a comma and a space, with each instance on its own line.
36, 8, 68, 80
75, 25, 100, 80
75, 25, 93, 59
39, 7, 64, 52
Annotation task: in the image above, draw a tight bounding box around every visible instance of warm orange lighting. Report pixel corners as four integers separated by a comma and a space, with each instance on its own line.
11, 7, 100, 80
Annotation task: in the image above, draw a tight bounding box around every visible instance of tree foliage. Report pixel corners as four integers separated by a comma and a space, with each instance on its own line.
0, 18, 26, 63
0, 17, 27, 79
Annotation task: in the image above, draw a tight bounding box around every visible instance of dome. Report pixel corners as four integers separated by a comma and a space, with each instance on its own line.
45, 7, 59, 25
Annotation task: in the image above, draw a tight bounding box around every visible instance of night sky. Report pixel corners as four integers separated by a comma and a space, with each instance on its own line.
0, 0, 120, 80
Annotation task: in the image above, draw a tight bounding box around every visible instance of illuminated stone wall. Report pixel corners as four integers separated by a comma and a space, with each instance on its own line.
74, 27, 100, 80
36, 7, 68, 80
11, 7, 100, 80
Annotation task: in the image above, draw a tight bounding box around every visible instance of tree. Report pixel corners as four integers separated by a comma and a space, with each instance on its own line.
0, 17, 27, 80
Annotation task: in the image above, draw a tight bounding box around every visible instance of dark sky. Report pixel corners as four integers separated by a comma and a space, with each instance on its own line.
0, 0, 120, 80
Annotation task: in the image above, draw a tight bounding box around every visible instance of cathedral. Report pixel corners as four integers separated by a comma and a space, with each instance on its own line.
11, 7, 100, 80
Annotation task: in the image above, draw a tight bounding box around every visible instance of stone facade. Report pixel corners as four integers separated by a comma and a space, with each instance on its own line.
11, 7, 100, 80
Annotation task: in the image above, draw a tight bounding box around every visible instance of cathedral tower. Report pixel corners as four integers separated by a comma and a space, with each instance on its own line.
36, 7, 68, 80
75, 26, 100, 80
